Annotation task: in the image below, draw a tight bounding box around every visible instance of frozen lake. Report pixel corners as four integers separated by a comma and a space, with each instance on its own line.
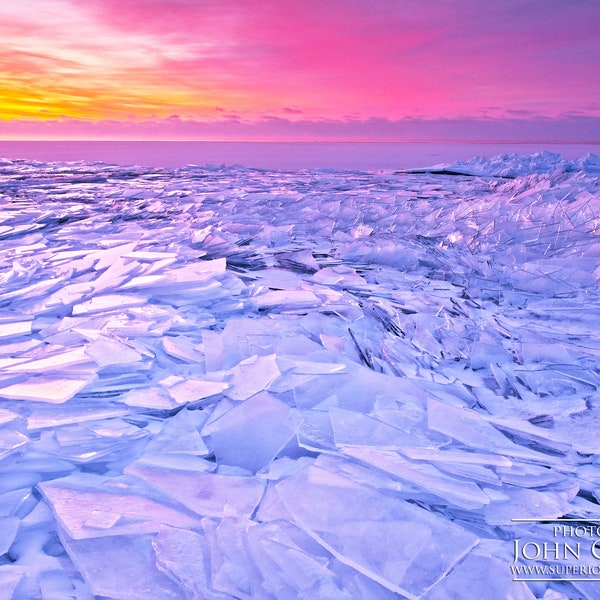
1, 140, 600, 170
1, 150, 600, 598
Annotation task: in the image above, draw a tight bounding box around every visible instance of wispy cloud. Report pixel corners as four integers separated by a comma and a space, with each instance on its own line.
0, 0, 598, 139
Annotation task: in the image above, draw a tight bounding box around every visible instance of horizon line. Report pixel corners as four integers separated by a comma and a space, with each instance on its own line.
1, 138, 600, 145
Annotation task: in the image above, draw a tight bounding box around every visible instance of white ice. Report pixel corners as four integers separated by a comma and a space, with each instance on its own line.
1, 152, 600, 598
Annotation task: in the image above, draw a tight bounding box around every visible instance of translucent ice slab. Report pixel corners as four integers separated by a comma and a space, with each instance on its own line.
161, 376, 227, 407
203, 391, 297, 472
276, 455, 479, 598
0, 374, 95, 403
39, 473, 200, 539
72, 293, 147, 316
60, 533, 186, 599
5, 346, 92, 373
153, 525, 230, 600
422, 551, 535, 600
341, 445, 490, 509
0, 430, 29, 461
0, 319, 32, 340
125, 462, 265, 518
224, 354, 281, 401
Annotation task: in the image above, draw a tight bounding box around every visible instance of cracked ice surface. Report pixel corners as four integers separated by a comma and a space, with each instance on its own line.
1, 153, 600, 598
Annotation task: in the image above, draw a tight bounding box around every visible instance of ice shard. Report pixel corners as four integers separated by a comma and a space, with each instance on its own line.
203, 391, 297, 472
275, 456, 479, 598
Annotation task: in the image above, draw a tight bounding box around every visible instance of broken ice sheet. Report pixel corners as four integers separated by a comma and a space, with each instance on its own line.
483, 414, 572, 455
161, 335, 203, 363
244, 519, 349, 599
329, 406, 433, 449
88, 241, 138, 271
202, 391, 297, 472
311, 265, 370, 288
60, 533, 186, 600
243, 267, 307, 290
3, 346, 92, 373
426, 398, 563, 464
398, 446, 512, 468
207, 516, 269, 599
142, 408, 209, 457
276, 356, 346, 375
276, 455, 479, 598
132, 453, 217, 474
26, 403, 130, 431
49, 418, 148, 464
160, 375, 227, 407
85, 335, 144, 367
202, 316, 280, 372
0, 408, 18, 426
224, 354, 281, 401
125, 461, 265, 518
153, 525, 226, 600
155, 507, 401, 600
253, 288, 322, 311
39, 473, 200, 539
71, 292, 147, 316
341, 445, 490, 510
295, 408, 337, 452
162, 258, 226, 285
121, 386, 182, 410
0, 373, 95, 403
422, 551, 535, 600
0, 430, 29, 461
121, 250, 178, 261
483, 485, 577, 526
0, 337, 42, 358
0, 319, 32, 340
101, 310, 171, 337
3, 153, 600, 598
497, 461, 570, 488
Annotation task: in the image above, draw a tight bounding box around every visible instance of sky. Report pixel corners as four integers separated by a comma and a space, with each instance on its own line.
0, 0, 598, 141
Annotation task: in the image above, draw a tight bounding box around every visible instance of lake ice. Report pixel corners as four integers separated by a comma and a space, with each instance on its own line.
1, 151, 600, 598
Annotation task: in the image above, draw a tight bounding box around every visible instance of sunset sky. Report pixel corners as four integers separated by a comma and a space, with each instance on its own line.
0, 0, 598, 141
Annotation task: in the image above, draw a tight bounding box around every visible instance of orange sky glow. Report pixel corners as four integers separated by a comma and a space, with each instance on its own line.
0, 0, 598, 140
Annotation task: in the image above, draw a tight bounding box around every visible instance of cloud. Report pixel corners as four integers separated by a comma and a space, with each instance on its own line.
0, 1, 598, 125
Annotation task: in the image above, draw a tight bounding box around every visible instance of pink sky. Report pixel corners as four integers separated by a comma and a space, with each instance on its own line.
0, 0, 598, 141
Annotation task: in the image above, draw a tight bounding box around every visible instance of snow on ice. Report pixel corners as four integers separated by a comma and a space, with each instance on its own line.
0, 152, 600, 598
